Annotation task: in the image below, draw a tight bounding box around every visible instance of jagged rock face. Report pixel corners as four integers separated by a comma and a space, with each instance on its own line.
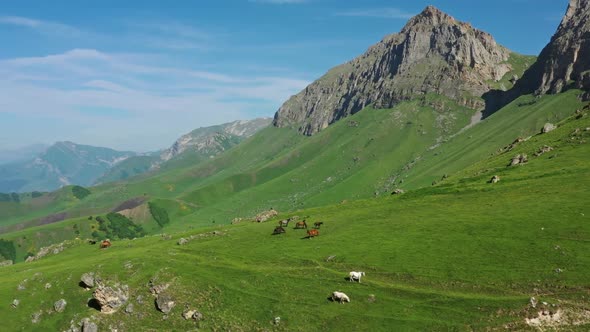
273, 6, 512, 135
518, 0, 590, 95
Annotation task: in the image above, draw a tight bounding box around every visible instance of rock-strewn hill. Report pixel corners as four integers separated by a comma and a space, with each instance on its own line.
515, 0, 590, 97
273, 6, 519, 135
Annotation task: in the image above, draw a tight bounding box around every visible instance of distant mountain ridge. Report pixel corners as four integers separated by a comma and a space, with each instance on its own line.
0, 118, 272, 192
97, 118, 272, 183
160, 118, 272, 162
0, 142, 136, 193
273, 6, 528, 135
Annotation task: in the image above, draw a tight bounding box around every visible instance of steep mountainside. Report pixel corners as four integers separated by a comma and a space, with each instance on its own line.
273, 6, 529, 135
515, 0, 590, 97
0, 142, 135, 193
97, 118, 271, 183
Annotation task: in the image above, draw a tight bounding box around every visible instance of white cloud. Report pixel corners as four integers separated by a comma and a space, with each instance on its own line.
335, 8, 414, 19
0, 49, 311, 150
0, 15, 81, 36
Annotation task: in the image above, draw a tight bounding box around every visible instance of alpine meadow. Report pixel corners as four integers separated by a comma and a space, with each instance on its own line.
0, 1, 589, 331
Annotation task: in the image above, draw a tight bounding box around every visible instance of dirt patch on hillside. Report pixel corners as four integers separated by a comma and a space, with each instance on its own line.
38, 212, 68, 225
111, 197, 146, 213
117, 203, 152, 223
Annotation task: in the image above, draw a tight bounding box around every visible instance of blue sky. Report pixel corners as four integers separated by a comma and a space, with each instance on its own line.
0, 0, 568, 151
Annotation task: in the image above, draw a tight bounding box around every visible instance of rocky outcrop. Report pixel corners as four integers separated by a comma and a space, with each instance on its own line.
155, 293, 175, 313
510, 154, 528, 166
93, 284, 129, 314
542, 123, 557, 134
514, 0, 590, 95
273, 6, 513, 135
255, 209, 278, 222
80, 272, 96, 289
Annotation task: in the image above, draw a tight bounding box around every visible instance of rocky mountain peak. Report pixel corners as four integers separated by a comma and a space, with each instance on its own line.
402, 5, 456, 31
273, 7, 514, 135
513, 0, 590, 96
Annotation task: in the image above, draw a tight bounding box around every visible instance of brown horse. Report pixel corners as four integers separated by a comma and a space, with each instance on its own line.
100, 239, 112, 249
295, 220, 308, 229
307, 229, 319, 238
314, 222, 323, 229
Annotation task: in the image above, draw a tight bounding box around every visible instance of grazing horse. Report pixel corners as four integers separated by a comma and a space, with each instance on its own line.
295, 220, 308, 229
307, 229, 319, 238
100, 239, 112, 249
272, 226, 286, 235
278, 219, 290, 227
313, 222, 323, 229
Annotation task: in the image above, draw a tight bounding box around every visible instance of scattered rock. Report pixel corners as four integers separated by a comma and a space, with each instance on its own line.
31, 311, 42, 324
325, 255, 337, 262
124, 262, 133, 269
555, 268, 563, 273
534, 145, 554, 157
54, 299, 67, 313
81, 318, 98, 332
149, 282, 170, 295
45, 283, 52, 289
155, 293, 175, 314
489, 175, 501, 184
273, 316, 281, 325
182, 309, 203, 321
125, 303, 134, 314
11, 299, 19, 308
17, 281, 26, 291
509, 154, 528, 166
136, 295, 144, 304
177, 238, 188, 245
530, 296, 538, 308
161, 234, 172, 240
255, 208, 278, 222
192, 311, 204, 321
231, 217, 243, 224
81, 273, 96, 289
391, 189, 405, 195
93, 284, 129, 314
0, 260, 13, 267
368, 294, 376, 303
25, 242, 66, 262
542, 123, 556, 134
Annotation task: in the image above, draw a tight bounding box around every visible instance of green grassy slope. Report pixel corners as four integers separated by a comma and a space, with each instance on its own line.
0, 91, 585, 262
1, 110, 588, 331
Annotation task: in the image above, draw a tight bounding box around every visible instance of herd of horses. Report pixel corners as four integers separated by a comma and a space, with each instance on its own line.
273, 217, 323, 238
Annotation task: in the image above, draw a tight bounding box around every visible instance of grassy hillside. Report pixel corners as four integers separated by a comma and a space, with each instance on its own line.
1, 108, 588, 330
0, 91, 585, 262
